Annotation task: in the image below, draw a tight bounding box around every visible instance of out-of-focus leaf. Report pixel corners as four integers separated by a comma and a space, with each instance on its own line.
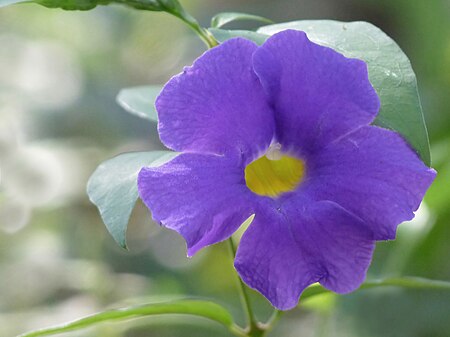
257, 20, 431, 166
209, 28, 269, 46
0, 0, 176, 12
87, 151, 177, 248
424, 139, 450, 213
300, 276, 450, 302
210, 12, 273, 29
17, 299, 236, 337
116, 86, 161, 123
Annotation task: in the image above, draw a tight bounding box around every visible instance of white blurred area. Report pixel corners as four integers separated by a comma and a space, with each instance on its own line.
0, 34, 83, 111
0, 228, 153, 336
0, 34, 85, 232
401, 202, 435, 237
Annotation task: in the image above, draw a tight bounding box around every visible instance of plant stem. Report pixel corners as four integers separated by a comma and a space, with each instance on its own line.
230, 323, 251, 337
178, 14, 219, 49
227, 238, 265, 337
260, 310, 284, 336
161, 1, 218, 49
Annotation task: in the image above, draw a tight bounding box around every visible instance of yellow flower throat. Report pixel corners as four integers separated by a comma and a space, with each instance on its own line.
244, 144, 305, 198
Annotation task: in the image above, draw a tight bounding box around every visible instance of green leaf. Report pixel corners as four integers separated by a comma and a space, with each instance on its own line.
0, 0, 167, 11
301, 276, 450, 301
209, 28, 269, 46
17, 299, 235, 337
257, 20, 431, 166
0, 0, 109, 10
116, 85, 161, 123
210, 12, 273, 29
87, 151, 177, 248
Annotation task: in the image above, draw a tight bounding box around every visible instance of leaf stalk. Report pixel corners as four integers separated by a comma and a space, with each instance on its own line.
160, 0, 218, 48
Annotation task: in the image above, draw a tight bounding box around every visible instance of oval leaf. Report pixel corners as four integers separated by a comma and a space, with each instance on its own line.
17, 299, 235, 337
116, 86, 162, 123
211, 12, 273, 29
87, 151, 177, 248
257, 20, 431, 165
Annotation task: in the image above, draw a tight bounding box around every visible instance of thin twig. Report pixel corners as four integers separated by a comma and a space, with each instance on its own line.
227, 238, 262, 335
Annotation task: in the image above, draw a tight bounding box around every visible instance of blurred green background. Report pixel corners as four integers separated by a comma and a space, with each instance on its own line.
0, 0, 449, 336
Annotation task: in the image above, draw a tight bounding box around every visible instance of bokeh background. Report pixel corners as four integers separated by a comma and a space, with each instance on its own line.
1, 0, 449, 336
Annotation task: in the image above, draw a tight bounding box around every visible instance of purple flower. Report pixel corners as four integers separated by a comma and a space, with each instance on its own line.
137, 30, 436, 310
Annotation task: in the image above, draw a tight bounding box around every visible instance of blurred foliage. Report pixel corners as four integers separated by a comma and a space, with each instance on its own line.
0, 0, 449, 336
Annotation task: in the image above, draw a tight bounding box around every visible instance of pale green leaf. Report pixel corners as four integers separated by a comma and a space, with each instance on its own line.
17, 299, 235, 337
87, 151, 177, 248
116, 85, 161, 123
257, 20, 431, 165
211, 12, 273, 29
209, 28, 269, 46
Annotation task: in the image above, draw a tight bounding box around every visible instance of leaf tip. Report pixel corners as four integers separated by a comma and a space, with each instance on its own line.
120, 240, 129, 250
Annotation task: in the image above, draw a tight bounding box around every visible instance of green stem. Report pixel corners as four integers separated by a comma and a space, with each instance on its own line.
230, 323, 251, 337
161, 1, 218, 49
227, 238, 265, 336
260, 310, 284, 336
178, 14, 219, 49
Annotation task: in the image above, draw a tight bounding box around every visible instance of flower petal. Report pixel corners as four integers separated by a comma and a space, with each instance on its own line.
156, 38, 275, 161
235, 200, 375, 310
305, 125, 436, 240
138, 153, 255, 256
253, 29, 380, 154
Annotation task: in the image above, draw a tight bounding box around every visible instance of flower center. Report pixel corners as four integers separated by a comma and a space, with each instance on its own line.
244, 144, 305, 198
